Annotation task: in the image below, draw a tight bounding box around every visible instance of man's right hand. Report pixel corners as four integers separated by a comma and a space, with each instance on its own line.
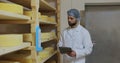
67, 51, 76, 57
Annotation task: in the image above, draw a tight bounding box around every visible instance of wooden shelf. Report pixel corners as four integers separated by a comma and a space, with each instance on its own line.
42, 37, 57, 43
40, 0, 56, 11
0, 10, 31, 20
0, 20, 32, 24
39, 51, 57, 63
0, 42, 31, 56
39, 20, 56, 25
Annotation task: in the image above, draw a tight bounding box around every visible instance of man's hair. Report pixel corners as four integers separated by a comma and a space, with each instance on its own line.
67, 9, 80, 21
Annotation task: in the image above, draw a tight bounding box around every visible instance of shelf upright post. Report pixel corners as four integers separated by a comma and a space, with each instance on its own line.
30, 0, 40, 63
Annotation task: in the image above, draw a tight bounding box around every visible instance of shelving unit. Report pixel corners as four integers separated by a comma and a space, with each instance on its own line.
0, 0, 60, 63
39, 0, 60, 63
0, 0, 38, 63
40, 20, 56, 25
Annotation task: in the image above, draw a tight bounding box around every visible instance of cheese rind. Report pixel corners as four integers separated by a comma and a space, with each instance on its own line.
0, 34, 23, 47
0, 3, 23, 14
24, 11, 41, 19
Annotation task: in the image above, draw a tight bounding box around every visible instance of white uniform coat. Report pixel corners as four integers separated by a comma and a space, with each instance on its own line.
58, 25, 93, 63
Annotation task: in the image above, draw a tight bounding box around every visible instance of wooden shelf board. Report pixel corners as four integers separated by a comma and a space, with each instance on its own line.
40, 0, 56, 11
0, 20, 32, 24
39, 51, 57, 63
0, 42, 31, 56
41, 37, 57, 43
8, 0, 31, 8
39, 20, 56, 25
0, 10, 31, 20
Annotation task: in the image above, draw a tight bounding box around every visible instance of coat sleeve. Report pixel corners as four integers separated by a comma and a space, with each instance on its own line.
58, 33, 64, 47
74, 30, 93, 59
57, 33, 64, 53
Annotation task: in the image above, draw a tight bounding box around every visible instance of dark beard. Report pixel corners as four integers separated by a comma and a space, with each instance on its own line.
68, 21, 77, 27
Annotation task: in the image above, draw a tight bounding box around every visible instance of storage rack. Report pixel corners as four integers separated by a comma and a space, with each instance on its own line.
0, 0, 60, 63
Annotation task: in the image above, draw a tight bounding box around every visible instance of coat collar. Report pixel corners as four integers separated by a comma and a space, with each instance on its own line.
67, 25, 82, 32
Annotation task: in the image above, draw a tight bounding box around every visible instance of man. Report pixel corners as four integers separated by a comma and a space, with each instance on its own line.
58, 9, 93, 63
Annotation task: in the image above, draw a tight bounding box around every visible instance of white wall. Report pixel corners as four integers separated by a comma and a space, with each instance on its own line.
60, 0, 70, 31
60, 0, 120, 31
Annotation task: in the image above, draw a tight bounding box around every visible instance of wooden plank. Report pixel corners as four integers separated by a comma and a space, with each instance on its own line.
40, 0, 56, 11
0, 10, 31, 20
39, 51, 57, 63
56, 0, 60, 39
39, 20, 56, 25
0, 42, 31, 56
56, 0, 60, 63
31, 46, 39, 63
42, 37, 57, 43
0, 20, 32, 24
30, 0, 39, 63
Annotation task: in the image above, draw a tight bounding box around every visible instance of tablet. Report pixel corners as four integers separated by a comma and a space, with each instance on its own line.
59, 47, 72, 54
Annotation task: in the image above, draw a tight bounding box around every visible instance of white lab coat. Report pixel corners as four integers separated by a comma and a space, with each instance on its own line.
58, 25, 93, 63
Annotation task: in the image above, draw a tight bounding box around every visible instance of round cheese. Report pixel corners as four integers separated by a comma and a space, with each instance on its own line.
24, 11, 41, 19
0, 34, 23, 47
0, 3, 23, 14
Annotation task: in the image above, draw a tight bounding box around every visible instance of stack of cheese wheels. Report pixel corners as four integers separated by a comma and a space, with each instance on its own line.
0, 34, 23, 47
0, 60, 20, 63
0, 3, 23, 14
24, 11, 41, 19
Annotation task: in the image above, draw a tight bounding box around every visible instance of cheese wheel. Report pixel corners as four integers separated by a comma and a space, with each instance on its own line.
23, 34, 32, 42
39, 12, 41, 19
24, 11, 32, 17
41, 32, 50, 38
50, 32, 56, 38
41, 32, 56, 42
41, 15, 48, 21
24, 11, 41, 19
44, 47, 54, 53
38, 50, 51, 62
0, 3, 23, 14
0, 34, 23, 47
48, 17, 56, 23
